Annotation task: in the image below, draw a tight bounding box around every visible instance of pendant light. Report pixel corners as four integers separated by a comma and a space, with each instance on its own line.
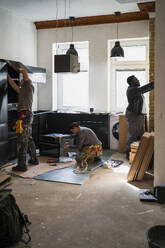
54, 0, 79, 73
66, 16, 78, 56
66, 13, 78, 56
110, 12, 124, 58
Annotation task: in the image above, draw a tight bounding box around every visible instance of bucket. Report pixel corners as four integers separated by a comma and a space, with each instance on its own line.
147, 225, 165, 248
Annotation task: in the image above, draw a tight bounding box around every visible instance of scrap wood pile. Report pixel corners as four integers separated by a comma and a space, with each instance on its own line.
127, 132, 154, 182
0, 171, 11, 190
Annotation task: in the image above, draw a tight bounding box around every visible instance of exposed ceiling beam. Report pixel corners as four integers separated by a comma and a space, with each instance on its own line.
34, 11, 149, 30
137, 1, 155, 13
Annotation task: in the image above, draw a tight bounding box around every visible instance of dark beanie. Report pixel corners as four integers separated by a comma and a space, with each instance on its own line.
127, 75, 135, 85
70, 121, 80, 129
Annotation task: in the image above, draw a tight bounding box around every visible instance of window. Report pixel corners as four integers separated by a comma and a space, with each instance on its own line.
109, 39, 149, 113
116, 70, 146, 109
53, 41, 89, 111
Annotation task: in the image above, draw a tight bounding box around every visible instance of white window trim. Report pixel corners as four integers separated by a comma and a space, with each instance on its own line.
52, 41, 89, 112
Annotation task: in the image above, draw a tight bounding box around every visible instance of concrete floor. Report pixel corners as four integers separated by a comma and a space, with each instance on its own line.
7, 154, 165, 248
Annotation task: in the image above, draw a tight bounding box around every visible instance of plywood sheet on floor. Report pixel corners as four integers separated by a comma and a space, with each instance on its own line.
34, 166, 90, 185
3, 156, 75, 179
34, 151, 112, 185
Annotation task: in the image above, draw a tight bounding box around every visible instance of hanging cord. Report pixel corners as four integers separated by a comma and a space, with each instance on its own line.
55, 0, 59, 54
68, 0, 73, 43
65, 0, 66, 19
117, 20, 118, 40
69, 16, 75, 43
115, 11, 121, 41
72, 23, 73, 43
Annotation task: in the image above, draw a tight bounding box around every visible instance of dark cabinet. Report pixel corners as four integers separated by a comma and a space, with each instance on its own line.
44, 112, 110, 149
8, 110, 18, 161
32, 111, 51, 148
0, 59, 46, 166
0, 62, 8, 165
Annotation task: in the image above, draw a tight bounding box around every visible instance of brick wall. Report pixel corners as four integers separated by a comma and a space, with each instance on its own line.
149, 18, 155, 131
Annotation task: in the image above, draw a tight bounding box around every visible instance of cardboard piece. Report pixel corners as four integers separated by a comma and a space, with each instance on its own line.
118, 115, 128, 153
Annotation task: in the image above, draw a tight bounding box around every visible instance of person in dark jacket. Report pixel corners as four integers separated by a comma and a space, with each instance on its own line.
64, 122, 102, 172
7, 69, 39, 171
125, 75, 154, 160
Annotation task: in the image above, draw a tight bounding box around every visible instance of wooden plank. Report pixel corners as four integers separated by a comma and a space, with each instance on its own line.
34, 11, 149, 30
118, 115, 128, 153
0, 172, 11, 190
0, 172, 10, 184
137, 2, 155, 13
0, 181, 11, 191
130, 141, 140, 150
136, 133, 154, 181
127, 132, 151, 182
129, 152, 136, 164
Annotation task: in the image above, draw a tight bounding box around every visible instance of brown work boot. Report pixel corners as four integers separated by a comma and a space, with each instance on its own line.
28, 158, 39, 165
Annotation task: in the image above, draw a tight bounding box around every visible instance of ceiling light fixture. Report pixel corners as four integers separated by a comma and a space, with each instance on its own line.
66, 16, 78, 56
110, 11, 124, 58
54, 0, 80, 73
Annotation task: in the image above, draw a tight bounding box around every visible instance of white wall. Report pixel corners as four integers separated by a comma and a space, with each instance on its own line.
37, 21, 149, 111
154, 0, 165, 185
0, 8, 37, 110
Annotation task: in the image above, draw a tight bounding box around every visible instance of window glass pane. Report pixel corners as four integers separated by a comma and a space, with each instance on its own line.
54, 41, 89, 110
116, 70, 146, 110
62, 72, 89, 107
78, 48, 89, 71
117, 45, 146, 62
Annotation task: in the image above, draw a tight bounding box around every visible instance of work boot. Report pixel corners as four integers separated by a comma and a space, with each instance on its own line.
80, 160, 88, 173
94, 156, 101, 162
12, 165, 27, 172
28, 158, 39, 165
74, 162, 88, 174
126, 152, 129, 161
73, 162, 80, 169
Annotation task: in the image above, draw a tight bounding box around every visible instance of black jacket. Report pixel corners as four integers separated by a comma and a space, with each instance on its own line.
126, 82, 154, 115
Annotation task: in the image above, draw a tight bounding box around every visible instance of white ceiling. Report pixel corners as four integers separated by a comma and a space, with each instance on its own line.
0, 0, 155, 22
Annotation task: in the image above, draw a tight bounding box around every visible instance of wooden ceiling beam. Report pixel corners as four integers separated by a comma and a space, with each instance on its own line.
138, 2, 155, 13
34, 11, 149, 30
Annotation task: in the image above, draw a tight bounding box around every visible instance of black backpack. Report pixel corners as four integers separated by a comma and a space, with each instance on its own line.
0, 189, 31, 247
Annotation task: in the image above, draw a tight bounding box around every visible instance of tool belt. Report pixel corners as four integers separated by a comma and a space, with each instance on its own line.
13, 111, 32, 133
19, 110, 32, 120
13, 120, 23, 133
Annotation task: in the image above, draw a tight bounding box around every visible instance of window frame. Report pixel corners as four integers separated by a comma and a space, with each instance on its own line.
53, 41, 89, 112
109, 38, 149, 113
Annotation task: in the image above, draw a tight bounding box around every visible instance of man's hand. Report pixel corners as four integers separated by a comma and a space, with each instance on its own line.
64, 145, 70, 149
7, 74, 11, 81
19, 68, 29, 81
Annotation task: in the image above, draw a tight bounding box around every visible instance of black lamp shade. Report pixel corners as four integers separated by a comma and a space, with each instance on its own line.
66, 44, 78, 56
110, 41, 124, 57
